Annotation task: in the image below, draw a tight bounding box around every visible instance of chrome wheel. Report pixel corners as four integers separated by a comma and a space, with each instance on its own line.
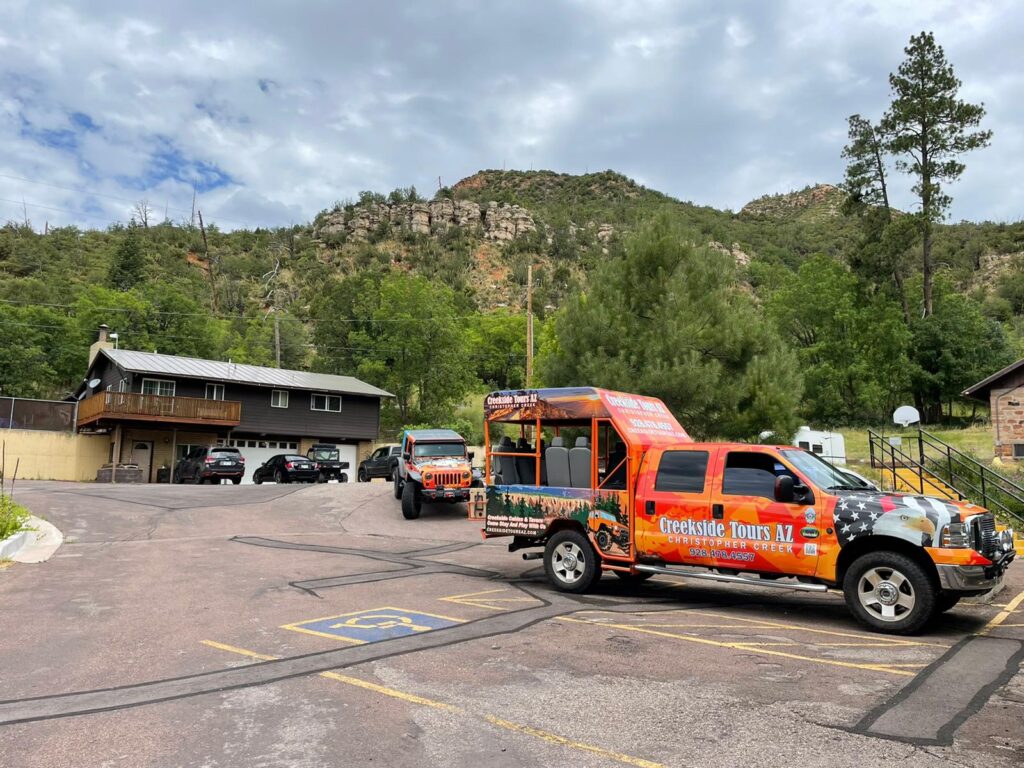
858, 566, 915, 622
552, 541, 587, 585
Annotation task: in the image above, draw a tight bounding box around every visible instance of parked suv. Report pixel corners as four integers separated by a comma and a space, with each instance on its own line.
358, 444, 401, 482
174, 446, 245, 485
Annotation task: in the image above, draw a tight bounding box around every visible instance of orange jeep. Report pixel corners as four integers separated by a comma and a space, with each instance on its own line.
394, 429, 477, 519
481, 387, 1016, 634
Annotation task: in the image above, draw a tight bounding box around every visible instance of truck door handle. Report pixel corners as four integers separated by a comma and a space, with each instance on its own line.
645, 500, 655, 516
712, 504, 724, 519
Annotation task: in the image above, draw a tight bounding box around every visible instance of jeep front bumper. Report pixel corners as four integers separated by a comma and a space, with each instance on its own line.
421, 487, 471, 502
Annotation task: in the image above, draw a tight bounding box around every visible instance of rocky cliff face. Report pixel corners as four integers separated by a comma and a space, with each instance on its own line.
317, 199, 537, 243
740, 183, 844, 220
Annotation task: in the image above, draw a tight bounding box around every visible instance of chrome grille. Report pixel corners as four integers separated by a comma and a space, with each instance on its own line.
978, 515, 998, 558
969, 514, 998, 558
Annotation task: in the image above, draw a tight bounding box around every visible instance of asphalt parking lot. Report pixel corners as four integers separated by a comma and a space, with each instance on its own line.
1, 481, 1022, 767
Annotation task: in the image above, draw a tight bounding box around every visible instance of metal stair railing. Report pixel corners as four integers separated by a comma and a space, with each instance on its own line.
916, 430, 1024, 526
867, 429, 966, 501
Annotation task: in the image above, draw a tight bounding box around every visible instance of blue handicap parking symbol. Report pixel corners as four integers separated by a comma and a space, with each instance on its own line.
282, 607, 463, 644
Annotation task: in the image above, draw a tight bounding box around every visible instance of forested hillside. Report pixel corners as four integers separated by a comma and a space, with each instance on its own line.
2, 168, 1023, 439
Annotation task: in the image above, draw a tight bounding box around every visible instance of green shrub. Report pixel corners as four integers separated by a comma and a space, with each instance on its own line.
0, 495, 30, 540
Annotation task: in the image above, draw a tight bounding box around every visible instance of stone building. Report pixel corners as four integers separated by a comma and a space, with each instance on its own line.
963, 360, 1024, 459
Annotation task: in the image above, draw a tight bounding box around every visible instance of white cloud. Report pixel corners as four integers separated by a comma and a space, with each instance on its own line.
0, 0, 1019, 230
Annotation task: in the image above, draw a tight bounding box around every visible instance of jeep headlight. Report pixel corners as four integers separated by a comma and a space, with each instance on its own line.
941, 521, 971, 549
424, 473, 433, 484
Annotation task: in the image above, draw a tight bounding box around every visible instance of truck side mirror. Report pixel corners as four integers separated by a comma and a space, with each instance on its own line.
468, 451, 475, 462
402, 452, 411, 461
774, 475, 795, 504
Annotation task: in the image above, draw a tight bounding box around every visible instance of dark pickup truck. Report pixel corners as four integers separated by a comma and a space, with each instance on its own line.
306, 444, 350, 483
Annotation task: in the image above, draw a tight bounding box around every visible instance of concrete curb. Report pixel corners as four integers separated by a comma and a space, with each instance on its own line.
0, 530, 32, 560
0, 516, 64, 563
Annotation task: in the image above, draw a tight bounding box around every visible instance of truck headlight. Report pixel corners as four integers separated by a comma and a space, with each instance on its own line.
424, 473, 432, 484
999, 529, 1015, 553
941, 522, 971, 549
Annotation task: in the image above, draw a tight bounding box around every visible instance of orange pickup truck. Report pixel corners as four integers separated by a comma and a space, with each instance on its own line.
482, 387, 1016, 634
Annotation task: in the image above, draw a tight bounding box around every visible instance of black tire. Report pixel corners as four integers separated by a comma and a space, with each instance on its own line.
936, 593, 962, 613
273, 470, 284, 485
388, 465, 397, 482
317, 472, 327, 484
401, 480, 421, 520
254, 474, 263, 485
614, 570, 654, 583
543, 530, 599, 594
393, 474, 404, 499
191, 472, 203, 485
339, 473, 348, 483
358, 468, 368, 482
231, 477, 242, 485
843, 551, 937, 635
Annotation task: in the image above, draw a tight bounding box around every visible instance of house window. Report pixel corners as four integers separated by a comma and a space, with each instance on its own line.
142, 378, 176, 397
206, 383, 225, 401
311, 393, 342, 412
271, 390, 289, 408
1013, 444, 1024, 459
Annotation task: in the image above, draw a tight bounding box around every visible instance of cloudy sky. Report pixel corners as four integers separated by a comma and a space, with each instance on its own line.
1, 0, 1020, 230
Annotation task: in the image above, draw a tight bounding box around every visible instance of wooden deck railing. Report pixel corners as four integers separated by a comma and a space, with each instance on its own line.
76, 391, 241, 427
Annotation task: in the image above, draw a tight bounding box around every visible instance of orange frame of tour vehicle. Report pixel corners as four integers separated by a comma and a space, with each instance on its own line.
480, 386, 1014, 592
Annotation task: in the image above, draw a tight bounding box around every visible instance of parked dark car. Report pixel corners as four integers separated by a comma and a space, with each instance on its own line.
306, 444, 350, 483
253, 454, 319, 484
174, 446, 245, 485
357, 444, 401, 482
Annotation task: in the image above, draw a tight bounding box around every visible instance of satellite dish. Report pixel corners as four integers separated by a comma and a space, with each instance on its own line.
87, 378, 102, 389
893, 405, 921, 428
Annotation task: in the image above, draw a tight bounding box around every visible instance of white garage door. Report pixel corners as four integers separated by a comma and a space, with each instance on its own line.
226, 440, 358, 484
227, 439, 299, 485
335, 445, 358, 482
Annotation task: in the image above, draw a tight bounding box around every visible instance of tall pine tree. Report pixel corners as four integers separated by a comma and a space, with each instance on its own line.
107, 226, 146, 291
880, 31, 991, 316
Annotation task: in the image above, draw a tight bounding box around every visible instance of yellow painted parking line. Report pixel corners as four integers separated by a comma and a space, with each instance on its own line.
280, 625, 369, 643
202, 640, 277, 661
483, 716, 664, 768
557, 617, 917, 676
640, 610, 949, 648
203, 640, 665, 768
439, 588, 538, 612
979, 589, 1024, 636
728, 642, 801, 647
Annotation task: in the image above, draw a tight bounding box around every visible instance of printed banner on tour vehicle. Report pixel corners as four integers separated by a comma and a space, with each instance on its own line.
485, 485, 631, 557
483, 387, 691, 447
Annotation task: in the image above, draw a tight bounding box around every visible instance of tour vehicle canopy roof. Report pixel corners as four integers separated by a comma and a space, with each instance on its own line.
484, 387, 691, 448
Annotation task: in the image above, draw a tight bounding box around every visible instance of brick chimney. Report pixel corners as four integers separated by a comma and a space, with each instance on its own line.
88, 324, 114, 367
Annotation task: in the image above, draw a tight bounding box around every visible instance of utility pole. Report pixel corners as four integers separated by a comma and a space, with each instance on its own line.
273, 312, 282, 368
526, 267, 535, 387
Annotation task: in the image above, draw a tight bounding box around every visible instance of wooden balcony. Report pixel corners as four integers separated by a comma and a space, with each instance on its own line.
76, 391, 241, 428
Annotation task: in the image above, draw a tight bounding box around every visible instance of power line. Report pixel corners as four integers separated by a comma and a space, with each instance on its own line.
0, 297, 505, 323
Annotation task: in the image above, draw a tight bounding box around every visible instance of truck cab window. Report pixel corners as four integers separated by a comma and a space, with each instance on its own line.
655, 451, 709, 493
723, 452, 793, 499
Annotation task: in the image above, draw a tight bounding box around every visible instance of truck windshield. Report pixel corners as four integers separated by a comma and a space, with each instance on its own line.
779, 449, 863, 492
311, 449, 339, 461
413, 442, 465, 458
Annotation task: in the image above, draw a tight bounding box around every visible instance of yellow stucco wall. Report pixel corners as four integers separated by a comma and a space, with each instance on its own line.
0, 430, 111, 482
116, 428, 219, 482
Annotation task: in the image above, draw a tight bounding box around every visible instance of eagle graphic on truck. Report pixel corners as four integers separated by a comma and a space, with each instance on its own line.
479, 387, 1016, 634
